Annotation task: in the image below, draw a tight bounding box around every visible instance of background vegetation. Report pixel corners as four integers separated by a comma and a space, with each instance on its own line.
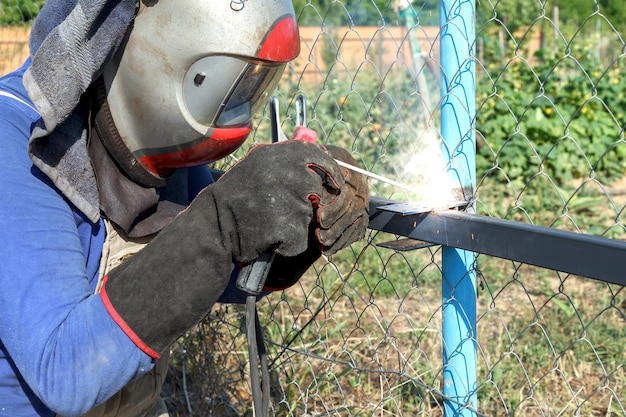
0, 0, 42, 25
290, 0, 626, 32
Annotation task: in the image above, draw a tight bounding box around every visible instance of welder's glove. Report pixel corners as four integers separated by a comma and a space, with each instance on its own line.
261, 144, 370, 291
100, 140, 368, 357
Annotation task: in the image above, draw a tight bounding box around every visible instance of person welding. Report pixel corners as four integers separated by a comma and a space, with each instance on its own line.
0, 0, 369, 415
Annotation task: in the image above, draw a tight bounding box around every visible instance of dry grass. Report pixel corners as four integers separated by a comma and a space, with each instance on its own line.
163, 248, 625, 416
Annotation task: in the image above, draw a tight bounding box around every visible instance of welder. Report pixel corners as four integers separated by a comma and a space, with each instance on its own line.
0, 0, 369, 416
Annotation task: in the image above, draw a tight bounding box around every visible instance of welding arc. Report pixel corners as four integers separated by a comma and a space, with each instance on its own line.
334, 159, 420, 194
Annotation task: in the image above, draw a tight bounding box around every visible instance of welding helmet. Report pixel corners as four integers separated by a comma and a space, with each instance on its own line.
98, 0, 300, 180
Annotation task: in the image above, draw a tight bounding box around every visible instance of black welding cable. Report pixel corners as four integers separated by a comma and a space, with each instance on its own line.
246, 295, 262, 416
255, 308, 270, 415
246, 295, 270, 417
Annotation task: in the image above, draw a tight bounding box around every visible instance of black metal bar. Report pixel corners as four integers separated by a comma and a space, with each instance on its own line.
369, 197, 626, 287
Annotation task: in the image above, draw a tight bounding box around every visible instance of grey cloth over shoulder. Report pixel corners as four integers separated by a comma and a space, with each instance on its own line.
23, 0, 137, 222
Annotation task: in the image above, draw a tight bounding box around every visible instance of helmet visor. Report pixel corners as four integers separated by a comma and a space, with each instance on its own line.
183, 55, 285, 130
217, 61, 285, 127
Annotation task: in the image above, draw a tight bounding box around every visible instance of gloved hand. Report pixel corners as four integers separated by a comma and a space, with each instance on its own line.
100, 140, 369, 357
261, 144, 369, 291
210, 140, 368, 261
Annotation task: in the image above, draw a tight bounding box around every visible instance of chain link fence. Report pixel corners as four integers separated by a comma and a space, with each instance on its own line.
1, 0, 625, 416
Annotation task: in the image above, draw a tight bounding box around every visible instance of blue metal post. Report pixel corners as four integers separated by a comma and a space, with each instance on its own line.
439, 0, 477, 415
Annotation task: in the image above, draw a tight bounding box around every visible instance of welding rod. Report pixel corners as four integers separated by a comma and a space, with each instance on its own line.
291, 92, 419, 195
334, 159, 421, 195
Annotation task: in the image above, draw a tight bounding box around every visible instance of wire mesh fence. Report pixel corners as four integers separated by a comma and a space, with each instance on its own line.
1, 0, 625, 416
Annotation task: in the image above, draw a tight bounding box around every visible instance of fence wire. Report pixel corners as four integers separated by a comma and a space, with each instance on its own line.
1, 1, 625, 416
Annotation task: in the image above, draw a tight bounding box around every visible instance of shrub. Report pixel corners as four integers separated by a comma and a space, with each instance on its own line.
0, 0, 44, 25
476, 43, 626, 190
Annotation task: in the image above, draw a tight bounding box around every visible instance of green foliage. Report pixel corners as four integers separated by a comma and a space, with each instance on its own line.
476, 46, 626, 192
477, 0, 626, 36
557, 0, 626, 31
293, 0, 438, 27
476, 0, 541, 34
475, 39, 626, 232
295, 0, 625, 32
0, 0, 43, 24
293, 0, 387, 26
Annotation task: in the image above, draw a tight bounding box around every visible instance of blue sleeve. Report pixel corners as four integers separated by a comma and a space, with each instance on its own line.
187, 164, 215, 200
0, 65, 154, 416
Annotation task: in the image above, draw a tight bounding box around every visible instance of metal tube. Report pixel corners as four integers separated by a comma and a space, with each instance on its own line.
369, 197, 626, 287
440, 0, 478, 415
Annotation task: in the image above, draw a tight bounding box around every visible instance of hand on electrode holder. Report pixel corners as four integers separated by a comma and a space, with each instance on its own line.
100, 134, 369, 356
217, 139, 369, 262
260, 133, 370, 292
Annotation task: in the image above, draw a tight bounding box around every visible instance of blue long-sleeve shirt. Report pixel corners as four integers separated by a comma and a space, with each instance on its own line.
0, 60, 224, 416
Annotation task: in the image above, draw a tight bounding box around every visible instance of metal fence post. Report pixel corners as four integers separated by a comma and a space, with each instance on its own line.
439, 0, 477, 415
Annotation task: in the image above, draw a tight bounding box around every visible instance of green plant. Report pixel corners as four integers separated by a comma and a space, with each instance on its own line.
0, 0, 43, 24
478, 60, 625, 185
475, 34, 626, 230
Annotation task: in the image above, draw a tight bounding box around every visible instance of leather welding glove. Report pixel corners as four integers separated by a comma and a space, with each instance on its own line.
100, 140, 368, 357
261, 144, 370, 291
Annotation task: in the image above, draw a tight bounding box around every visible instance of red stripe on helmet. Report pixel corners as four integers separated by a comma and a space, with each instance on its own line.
138, 125, 251, 176
257, 16, 300, 63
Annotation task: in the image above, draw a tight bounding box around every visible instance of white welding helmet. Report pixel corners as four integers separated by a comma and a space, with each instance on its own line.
100, 0, 300, 179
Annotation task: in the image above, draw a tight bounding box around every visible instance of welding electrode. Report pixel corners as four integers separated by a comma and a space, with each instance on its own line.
334, 159, 422, 195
